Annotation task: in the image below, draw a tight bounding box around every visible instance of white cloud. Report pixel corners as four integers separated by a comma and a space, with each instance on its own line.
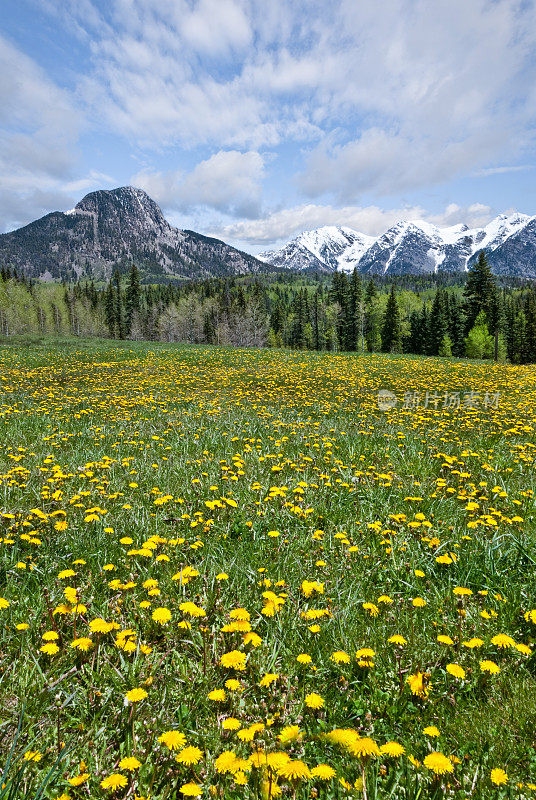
132, 150, 264, 217
0, 35, 85, 230
58, 0, 536, 193
211, 201, 497, 249
473, 165, 534, 177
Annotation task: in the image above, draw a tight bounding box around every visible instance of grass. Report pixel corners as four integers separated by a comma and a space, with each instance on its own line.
0, 338, 535, 799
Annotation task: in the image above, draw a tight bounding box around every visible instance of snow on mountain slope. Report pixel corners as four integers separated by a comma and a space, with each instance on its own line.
261, 213, 536, 276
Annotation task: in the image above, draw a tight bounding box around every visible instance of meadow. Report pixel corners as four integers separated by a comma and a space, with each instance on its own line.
0, 339, 535, 799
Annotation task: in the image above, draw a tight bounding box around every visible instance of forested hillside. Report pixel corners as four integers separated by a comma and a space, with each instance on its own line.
1, 253, 536, 362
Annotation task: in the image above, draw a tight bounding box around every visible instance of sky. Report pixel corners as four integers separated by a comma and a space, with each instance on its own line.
2, 0, 536, 255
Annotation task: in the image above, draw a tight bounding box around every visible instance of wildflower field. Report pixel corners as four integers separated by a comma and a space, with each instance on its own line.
1, 339, 535, 800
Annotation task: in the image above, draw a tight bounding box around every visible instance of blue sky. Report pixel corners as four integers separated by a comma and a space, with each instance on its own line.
2, 0, 536, 254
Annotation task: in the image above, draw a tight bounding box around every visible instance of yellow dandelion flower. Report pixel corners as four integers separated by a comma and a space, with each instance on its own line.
491, 768, 508, 785
423, 726, 440, 738
278, 725, 302, 744
159, 730, 187, 750
277, 759, 311, 780
175, 746, 203, 765
220, 650, 247, 670
480, 660, 500, 674
446, 663, 466, 679
125, 687, 148, 703
152, 607, 171, 625
423, 752, 453, 775
179, 782, 202, 797
380, 742, 405, 757
119, 757, 141, 770
310, 764, 336, 780
305, 692, 324, 709
101, 773, 128, 790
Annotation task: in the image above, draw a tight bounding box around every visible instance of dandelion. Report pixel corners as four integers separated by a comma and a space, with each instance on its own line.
347, 737, 381, 758
446, 663, 466, 679
179, 782, 202, 797
381, 742, 405, 757
423, 752, 454, 775
407, 671, 430, 698
222, 718, 241, 730
480, 660, 501, 674
175, 746, 203, 765
305, 692, 324, 709
388, 634, 407, 645
310, 764, 336, 779
159, 730, 187, 750
119, 757, 141, 770
423, 726, 440, 737
331, 650, 351, 664
278, 725, 302, 744
179, 601, 206, 617
208, 688, 226, 701
259, 673, 278, 687
220, 650, 247, 670
491, 768, 508, 785
152, 607, 171, 625
224, 679, 242, 691
463, 638, 484, 649
68, 773, 89, 786
277, 760, 311, 780
40, 642, 59, 655
125, 688, 147, 703
491, 634, 516, 649
71, 637, 93, 651
89, 618, 114, 634
101, 774, 128, 790
215, 751, 240, 773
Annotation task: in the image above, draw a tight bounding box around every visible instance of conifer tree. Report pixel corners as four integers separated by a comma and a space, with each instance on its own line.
125, 263, 141, 333
463, 251, 497, 333
104, 280, 116, 337
429, 288, 449, 355
381, 285, 403, 353
113, 269, 125, 339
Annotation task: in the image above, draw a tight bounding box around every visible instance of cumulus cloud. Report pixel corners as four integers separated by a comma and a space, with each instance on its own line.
0, 35, 84, 230
132, 150, 264, 217
57, 0, 536, 186
4, 0, 536, 231
212, 202, 497, 249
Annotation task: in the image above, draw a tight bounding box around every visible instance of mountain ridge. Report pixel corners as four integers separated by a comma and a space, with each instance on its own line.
0, 186, 268, 282
259, 213, 536, 277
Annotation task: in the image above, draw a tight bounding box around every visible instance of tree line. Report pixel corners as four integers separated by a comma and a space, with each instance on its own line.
1, 255, 536, 362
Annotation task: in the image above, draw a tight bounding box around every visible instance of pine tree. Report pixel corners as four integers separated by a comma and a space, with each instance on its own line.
381, 285, 403, 353
125, 263, 141, 334
463, 251, 497, 333
347, 269, 363, 350
104, 281, 116, 337
448, 294, 465, 357
523, 291, 536, 363
113, 269, 125, 339
429, 289, 449, 355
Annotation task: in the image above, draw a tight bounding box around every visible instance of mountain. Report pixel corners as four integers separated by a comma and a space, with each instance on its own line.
260, 213, 536, 277
0, 187, 266, 282
259, 226, 375, 273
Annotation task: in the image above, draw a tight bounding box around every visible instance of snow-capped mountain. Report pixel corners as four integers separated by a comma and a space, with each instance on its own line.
260, 213, 536, 277
259, 226, 375, 273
